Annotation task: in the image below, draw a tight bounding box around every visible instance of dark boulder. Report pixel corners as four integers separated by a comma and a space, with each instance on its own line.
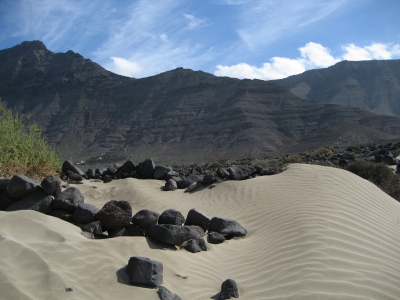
96, 200, 132, 230
159, 209, 185, 225
165, 171, 179, 180
72, 203, 99, 224
132, 209, 160, 230
86, 169, 96, 179
220, 279, 239, 299
41, 175, 62, 197
107, 165, 117, 175
53, 187, 84, 213
0, 178, 10, 190
227, 165, 257, 180
0, 190, 17, 211
6, 190, 53, 214
146, 224, 204, 246
217, 168, 230, 180
203, 174, 218, 185
7, 174, 41, 199
209, 217, 247, 237
137, 158, 156, 179
51, 210, 73, 222
108, 224, 144, 238
67, 171, 83, 182
80, 221, 103, 235
126, 256, 163, 287
118, 160, 137, 174
207, 232, 226, 244
181, 238, 207, 253
176, 177, 193, 189
259, 168, 282, 176
164, 179, 177, 191
157, 286, 182, 300
62, 160, 85, 176
154, 166, 173, 180
184, 208, 211, 231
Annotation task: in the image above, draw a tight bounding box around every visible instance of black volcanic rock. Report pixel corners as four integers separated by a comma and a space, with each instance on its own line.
7, 175, 41, 199
6, 190, 53, 214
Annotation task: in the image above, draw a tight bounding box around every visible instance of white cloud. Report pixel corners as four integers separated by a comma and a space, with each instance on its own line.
160, 34, 168, 42
184, 14, 205, 29
110, 57, 142, 77
342, 43, 400, 60
214, 42, 400, 80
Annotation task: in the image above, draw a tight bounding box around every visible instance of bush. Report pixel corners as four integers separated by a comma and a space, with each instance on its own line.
345, 160, 400, 200
0, 101, 60, 179
308, 147, 332, 158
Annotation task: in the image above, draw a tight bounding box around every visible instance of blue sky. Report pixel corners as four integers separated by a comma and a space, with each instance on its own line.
0, 0, 399, 80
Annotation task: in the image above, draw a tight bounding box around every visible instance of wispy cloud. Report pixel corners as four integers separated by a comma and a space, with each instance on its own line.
184, 14, 206, 29
234, 0, 349, 49
214, 42, 400, 80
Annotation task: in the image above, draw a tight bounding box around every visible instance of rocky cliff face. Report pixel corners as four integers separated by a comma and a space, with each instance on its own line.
2, 41, 400, 164
274, 60, 400, 116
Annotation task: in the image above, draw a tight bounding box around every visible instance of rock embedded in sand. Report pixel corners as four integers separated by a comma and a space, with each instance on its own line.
72, 203, 99, 224
41, 175, 62, 197
184, 208, 211, 231
7, 174, 41, 199
132, 209, 160, 230
157, 286, 182, 300
227, 165, 257, 180
220, 279, 239, 299
207, 232, 226, 244
6, 190, 53, 214
136, 158, 156, 179
96, 200, 132, 230
53, 187, 84, 213
181, 238, 207, 253
126, 256, 163, 287
209, 217, 247, 237
164, 179, 177, 191
146, 224, 204, 246
61, 160, 85, 177
159, 209, 185, 225
154, 166, 173, 180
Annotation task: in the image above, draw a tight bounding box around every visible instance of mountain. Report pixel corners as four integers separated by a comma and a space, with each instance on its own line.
2, 41, 400, 164
273, 60, 400, 116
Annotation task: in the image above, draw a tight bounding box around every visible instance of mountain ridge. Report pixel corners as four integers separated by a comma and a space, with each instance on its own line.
1, 41, 400, 164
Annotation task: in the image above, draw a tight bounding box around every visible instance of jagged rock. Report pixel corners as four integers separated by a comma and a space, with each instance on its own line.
216, 168, 230, 180
154, 166, 173, 180
86, 168, 95, 179
207, 232, 226, 244
126, 256, 163, 287
80, 221, 103, 235
181, 238, 207, 253
72, 203, 99, 224
157, 286, 182, 300
203, 174, 218, 185
164, 179, 177, 191
184, 208, 211, 231
6, 190, 53, 214
176, 177, 194, 189
7, 174, 41, 199
137, 158, 156, 179
165, 171, 179, 180
41, 175, 62, 197
184, 181, 203, 193
209, 217, 247, 237
146, 224, 204, 246
159, 209, 185, 225
51, 210, 73, 222
227, 165, 257, 180
53, 187, 84, 213
220, 279, 239, 299
67, 171, 83, 181
132, 209, 160, 230
62, 160, 85, 176
118, 160, 137, 174
96, 200, 132, 230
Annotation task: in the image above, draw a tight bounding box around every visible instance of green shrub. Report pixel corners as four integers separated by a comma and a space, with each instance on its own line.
345, 160, 400, 200
0, 101, 60, 179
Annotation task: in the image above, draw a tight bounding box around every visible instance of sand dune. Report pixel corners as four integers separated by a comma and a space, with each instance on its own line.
1, 164, 400, 299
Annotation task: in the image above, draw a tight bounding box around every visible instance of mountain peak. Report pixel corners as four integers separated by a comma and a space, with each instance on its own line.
17, 40, 48, 52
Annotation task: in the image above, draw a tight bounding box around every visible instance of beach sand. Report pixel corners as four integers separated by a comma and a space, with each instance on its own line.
1, 164, 400, 299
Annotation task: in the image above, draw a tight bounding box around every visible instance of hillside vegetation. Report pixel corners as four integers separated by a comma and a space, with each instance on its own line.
0, 101, 60, 179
